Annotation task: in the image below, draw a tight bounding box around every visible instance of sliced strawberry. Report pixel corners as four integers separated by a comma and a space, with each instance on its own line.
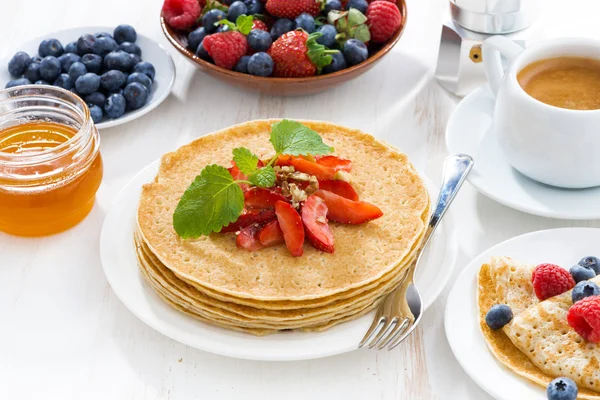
221, 209, 276, 233
276, 155, 336, 180
314, 189, 383, 224
245, 187, 287, 209
275, 201, 304, 256
301, 195, 334, 253
228, 162, 249, 191
315, 155, 352, 172
258, 220, 285, 246
236, 223, 264, 251
318, 180, 359, 201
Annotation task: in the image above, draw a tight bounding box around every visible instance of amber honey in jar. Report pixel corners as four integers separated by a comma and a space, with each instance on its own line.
0, 85, 103, 236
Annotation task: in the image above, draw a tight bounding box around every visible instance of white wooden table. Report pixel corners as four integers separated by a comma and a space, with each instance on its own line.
2, 0, 600, 398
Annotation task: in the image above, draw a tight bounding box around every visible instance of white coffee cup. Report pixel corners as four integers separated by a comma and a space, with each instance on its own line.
483, 36, 600, 189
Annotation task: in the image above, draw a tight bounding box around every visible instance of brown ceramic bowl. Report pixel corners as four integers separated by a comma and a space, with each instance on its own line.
160, 0, 407, 96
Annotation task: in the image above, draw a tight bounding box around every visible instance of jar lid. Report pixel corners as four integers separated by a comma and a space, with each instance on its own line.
450, 0, 537, 34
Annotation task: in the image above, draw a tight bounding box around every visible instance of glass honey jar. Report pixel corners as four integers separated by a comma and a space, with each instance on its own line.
0, 85, 103, 236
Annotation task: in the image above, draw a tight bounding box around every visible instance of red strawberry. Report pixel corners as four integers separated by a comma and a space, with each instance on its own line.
532, 263, 576, 300
568, 295, 600, 342
258, 220, 285, 246
245, 187, 287, 209
265, 0, 323, 18
203, 31, 248, 69
228, 162, 250, 191
318, 180, 359, 201
314, 189, 383, 224
302, 195, 334, 253
221, 209, 276, 233
276, 155, 337, 179
252, 20, 269, 31
275, 201, 304, 256
268, 31, 337, 77
162, 0, 202, 30
236, 223, 265, 251
315, 155, 352, 172
366, 0, 402, 43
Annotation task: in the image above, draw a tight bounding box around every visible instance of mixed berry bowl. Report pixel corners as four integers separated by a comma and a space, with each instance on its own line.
160, 0, 407, 96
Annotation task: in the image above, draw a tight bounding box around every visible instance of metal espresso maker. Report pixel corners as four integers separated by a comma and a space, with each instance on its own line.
435, 0, 538, 97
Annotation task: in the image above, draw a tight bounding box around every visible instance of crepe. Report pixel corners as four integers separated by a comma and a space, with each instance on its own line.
478, 257, 600, 399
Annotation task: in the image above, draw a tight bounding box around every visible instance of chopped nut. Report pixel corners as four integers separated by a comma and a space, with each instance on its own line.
288, 171, 312, 181
303, 154, 316, 163
288, 183, 308, 208
316, 216, 327, 224
334, 170, 352, 182
305, 176, 319, 195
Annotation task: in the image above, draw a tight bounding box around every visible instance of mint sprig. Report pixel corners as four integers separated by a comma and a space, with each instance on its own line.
215, 14, 254, 35
270, 119, 334, 157
249, 166, 276, 188
232, 147, 259, 175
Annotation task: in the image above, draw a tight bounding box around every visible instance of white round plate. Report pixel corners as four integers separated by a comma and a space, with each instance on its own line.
445, 227, 600, 400
446, 85, 600, 220
0, 26, 175, 129
100, 160, 458, 361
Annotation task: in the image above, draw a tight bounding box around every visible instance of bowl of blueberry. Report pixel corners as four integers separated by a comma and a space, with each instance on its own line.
2, 24, 175, 129
160, 0, 407, 96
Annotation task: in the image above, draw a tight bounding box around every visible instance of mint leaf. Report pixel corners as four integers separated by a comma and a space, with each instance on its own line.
232, 147, 259, 175
173, 164, 244, 238
270, 120, 334, 156
249, 166, 276, 188
236, 15, 255, 35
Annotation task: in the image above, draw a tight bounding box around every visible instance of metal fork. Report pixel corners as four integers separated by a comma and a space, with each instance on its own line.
359, 154, 474, 350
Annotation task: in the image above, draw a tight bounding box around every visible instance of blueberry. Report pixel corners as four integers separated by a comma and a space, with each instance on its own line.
324, 0, 342, 14
133, 61, 155, 81
234, 55, 251, 73
203, 9, 227, 33
295, 13, 315, 33
100, 70, 127, 92
53, 73, 74, 90
76, 34, 96, 55
5, 78, 31, 89
247, 29, 272, 52
30, 56, 43, 64
93, 36, 119, 56
129, 53, 142, 66
345, 0, 368, 14
119, 42, 142, 57
65, 41, 78, 54
187, 27, 207, 52
316, 24, 337, 48
485, 304, 513, 330
123, 82, 149, 110
39, 39, 64, 58
8, 51, 31, 77
34, 80, 50, 85
89, 105, 103, 124
105, 93, 126, 119
271, 18, 295, 40
75, 73, 101, 94
547, 377, 578, 400
95, 32, 113, 39
228, 1, 248, 22
569, 264, 596, 283
195, 41, 211, 61
126, 72, 152, 92
68, 62, 88, 81
243, 0, 262, 14
85, 92, 106, 109
58, 53, 81, 72
579, 256, 600, 275
322, 51, 347, 74
23, 62, 41, 82
572, 281, 600, 303
247, 52, 273, 76
39, 56, 62, 82
114, 25, 137, 44
81, 54, 102, 74
103, 51, 133, 72
343, 39, 368, 66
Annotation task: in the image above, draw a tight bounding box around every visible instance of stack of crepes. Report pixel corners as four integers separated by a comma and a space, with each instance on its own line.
135, 120, 429, 335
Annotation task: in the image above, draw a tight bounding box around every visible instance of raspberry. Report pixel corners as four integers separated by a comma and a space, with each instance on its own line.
568, 296, 600, 342
203, 32, 248, 69
162, 0, 202, 31
366, 0, 402, 43
532, 263, 576, 300
252, 20, 269, 32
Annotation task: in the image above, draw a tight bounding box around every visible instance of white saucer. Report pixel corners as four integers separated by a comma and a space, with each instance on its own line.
0, 26, 175, 130
100, 160, 458, 361
445, 227, 600, 400
445, 85, 600, 220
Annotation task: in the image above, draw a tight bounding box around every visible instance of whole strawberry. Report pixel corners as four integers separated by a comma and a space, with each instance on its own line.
268, 30, 338, 77
266, 0, 324, 19
203, 31, 248, 69
366, 0, 402, 43
162, 0, 202, 30
532, 263, 576, 300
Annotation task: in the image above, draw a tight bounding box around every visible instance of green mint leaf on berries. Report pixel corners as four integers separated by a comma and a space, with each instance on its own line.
173, 164, 245, 238
270, 119, 334, 156
216, 15, 254, 35
249, 166, 276, 188
202, 0, 228, 15
232, 147, 259, 175
305, 32, 339, 73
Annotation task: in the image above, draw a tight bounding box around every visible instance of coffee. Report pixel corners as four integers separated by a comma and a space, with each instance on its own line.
517, 56, 600, 110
